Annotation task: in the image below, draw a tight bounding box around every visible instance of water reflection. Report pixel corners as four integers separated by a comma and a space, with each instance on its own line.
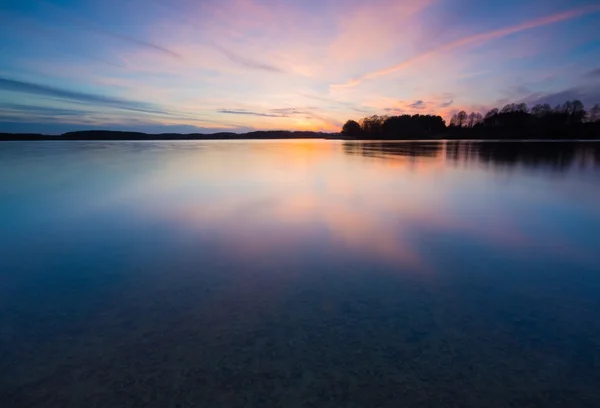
447, 141, 600, 171
344, 141, 443, 159
2, 140, 600, 407
344, 140, 600, 172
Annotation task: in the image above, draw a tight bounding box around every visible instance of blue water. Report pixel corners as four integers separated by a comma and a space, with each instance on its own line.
1, 140, 600, 407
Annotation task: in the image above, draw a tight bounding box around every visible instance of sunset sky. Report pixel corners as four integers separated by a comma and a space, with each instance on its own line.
1, 0, 600, 134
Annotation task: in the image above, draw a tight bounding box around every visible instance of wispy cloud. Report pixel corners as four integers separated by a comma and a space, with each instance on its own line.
407, 100, 426, 109
216, 105, 342, 131
0, 120, 253, 135
218, 107, 327, 118
215, 45, 284, 73
91, 28, 182, 59
0, 76, 167, 115
29, 2, 182, 59
0, 102, 92, 116
45, 0, 183, 59
331, 4, 600, 89
219, 109, 283, 117
439, 100, 454, 108
587, 68, 600, 78
523, 85, 600, 107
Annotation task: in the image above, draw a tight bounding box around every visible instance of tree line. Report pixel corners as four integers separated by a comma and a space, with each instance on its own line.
342, 100, 600, 139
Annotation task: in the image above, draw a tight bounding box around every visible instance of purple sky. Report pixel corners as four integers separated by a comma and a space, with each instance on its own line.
1, 0, 600, 133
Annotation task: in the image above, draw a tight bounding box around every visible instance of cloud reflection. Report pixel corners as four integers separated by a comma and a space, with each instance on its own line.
54, 141, 598, 280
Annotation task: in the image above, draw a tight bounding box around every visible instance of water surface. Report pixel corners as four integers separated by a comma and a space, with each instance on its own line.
1, 140, 600, 407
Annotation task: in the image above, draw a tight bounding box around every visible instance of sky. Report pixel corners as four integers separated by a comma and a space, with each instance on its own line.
1, 0, 600, 134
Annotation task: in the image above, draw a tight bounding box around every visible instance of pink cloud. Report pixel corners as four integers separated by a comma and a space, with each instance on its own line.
328, 0, 434, 63
331, 4, 600, 89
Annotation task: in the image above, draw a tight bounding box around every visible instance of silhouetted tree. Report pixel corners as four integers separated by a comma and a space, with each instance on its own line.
515, 103, 529, 113
501, 104, 514, 114
546, 101, 586, 125
341, 120, 363, 138
484, 108, 498, 119
500, 103, 528, 114
449, 115, 458, 127
345, 114, 445, 139
467, 112, 483, 128
467, 113, 475, 128
589, 104, 600, 123
361, 115, 386, 137
482, 107, 531, 130
549, 104, 570, 126
458, 111, 467, 127
483, 108, 500, 127
531, 104, 552, 118
450, 111, 468, 128
562, 100, 586, 123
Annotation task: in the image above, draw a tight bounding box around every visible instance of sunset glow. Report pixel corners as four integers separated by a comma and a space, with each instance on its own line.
1, 0, 599, 133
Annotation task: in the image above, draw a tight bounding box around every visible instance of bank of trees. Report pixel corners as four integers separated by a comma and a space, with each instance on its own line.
449, 100, 590, 130
342, 100, 600, 139
342, 114, 445, 139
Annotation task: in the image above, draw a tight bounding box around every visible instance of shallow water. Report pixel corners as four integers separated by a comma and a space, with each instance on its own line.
1, 140, 600, 407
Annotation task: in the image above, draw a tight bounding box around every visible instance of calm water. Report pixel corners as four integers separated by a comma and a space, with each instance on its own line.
1, 140, 600, 407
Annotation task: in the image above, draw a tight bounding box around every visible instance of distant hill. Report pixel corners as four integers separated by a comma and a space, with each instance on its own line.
0, 130, 337, 141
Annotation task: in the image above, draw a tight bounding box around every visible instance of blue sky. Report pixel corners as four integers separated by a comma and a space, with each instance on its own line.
1, 0, 599, 133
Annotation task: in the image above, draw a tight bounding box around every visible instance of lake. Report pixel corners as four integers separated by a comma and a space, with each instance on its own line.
1, 140, 600, 407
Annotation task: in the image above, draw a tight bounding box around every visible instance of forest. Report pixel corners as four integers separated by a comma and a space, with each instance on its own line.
341, 100, 600, 139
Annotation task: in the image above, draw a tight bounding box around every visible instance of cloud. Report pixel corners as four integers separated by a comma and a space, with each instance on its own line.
215, 45, 284, 73
0, 120, 254, 135
522, 85, 600, 107
269, 108, 303, 115
407, 100, 426, 109
587, 68, 600, 78
218, 105, 341, 131
218, 109, 283, 117
42, 1, 183, 59
331, 4, 600, 89
218, 107, 326, 119
328, 0, 434, 63
94, 29, 182, 59
439, 100, 454, 108
0, 76, 167, 115
0, 102, 92, 117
